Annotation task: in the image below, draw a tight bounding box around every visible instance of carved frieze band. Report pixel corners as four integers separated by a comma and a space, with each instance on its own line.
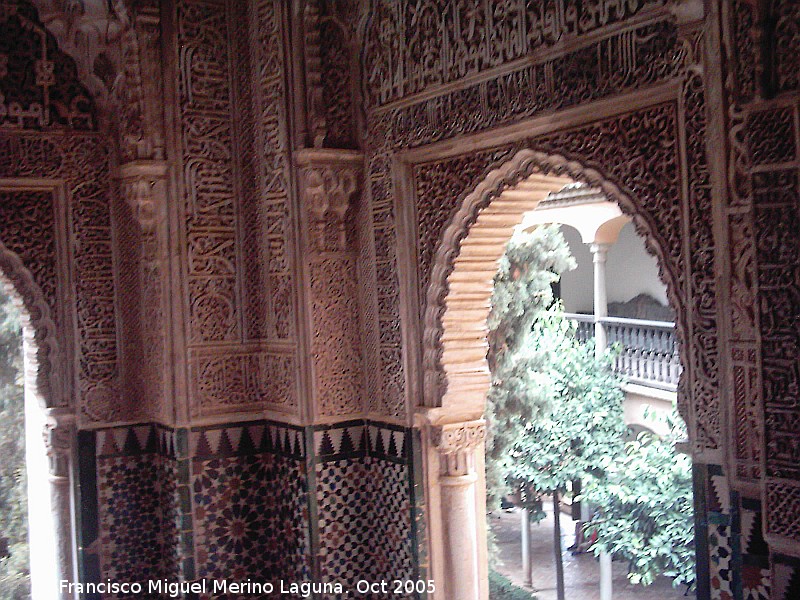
432, 421, 487, 455
363, 0, 671, 108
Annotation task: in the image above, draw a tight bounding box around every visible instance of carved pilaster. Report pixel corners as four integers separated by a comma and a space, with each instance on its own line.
296, 149, 364, 419
117, 159, 172, 422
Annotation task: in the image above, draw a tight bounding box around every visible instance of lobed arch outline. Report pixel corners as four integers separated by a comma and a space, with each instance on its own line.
0, 240, 62, 410
421, 147, 689, 430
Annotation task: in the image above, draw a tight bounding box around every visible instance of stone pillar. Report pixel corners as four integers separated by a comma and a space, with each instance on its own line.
433, 420, 487, 600
521, 508, 532, 585
590, 242, 610, 356
43, 410, 77, 600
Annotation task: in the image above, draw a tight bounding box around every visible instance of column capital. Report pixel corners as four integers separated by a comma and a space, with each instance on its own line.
431, 419, 486, 478
295, 149, 363, 253
431, 419, 486, 454
118, 159, 169, 233
590, 242, 611, 258
42, 409, 75, 478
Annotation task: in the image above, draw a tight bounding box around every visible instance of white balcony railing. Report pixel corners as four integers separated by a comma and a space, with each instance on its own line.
563, 313, 681, 391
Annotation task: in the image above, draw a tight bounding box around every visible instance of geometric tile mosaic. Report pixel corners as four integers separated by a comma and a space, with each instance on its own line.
316, 457, 372, 593
190, 420, 310, 584
190, 419, 305, 460
709, 521, 734, 600
708, 463, 731, 513
772, 554, 800, 600
93, 424, 181, 592
741, 497, 771, 600
367, 457, 414, 585
313, 420, 415, 597
192, 453, 310, 583
85, 419, 417, 598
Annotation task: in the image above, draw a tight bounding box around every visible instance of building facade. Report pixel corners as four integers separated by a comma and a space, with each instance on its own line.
0, 0, 798, 598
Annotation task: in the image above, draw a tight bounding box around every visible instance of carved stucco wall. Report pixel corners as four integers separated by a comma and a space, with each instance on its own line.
4, 0, 800, 596
718, 0, 800, 566
0, 1, 129, 424
359, 0, 800, 595
171, 0, 301, 421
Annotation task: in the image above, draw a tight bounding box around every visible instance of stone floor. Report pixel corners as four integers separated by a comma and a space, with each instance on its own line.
490, 504, 694, 600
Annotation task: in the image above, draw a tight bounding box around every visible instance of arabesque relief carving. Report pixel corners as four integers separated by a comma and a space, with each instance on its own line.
298, 150, 364, 417
721, 0, 800, 546
178, 0, 299, 418
0, 135, 120, 423
361, 4, 692, 419
363, 0, 668, 107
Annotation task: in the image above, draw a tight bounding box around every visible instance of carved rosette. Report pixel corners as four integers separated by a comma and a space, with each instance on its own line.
432, 420, 487, 477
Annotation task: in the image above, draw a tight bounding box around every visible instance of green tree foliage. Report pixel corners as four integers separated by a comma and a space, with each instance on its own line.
500, 316, 627, 499
0, 290, 30, 598
485, 225, 576, 507
485, 224, 694, 590
486, 224, 626, 505
581, 409, 695, 588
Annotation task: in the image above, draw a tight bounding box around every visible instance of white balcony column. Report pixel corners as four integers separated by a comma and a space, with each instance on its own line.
590, 242, 610, 357
590, 242, 612, 600
433, 421, 487, 600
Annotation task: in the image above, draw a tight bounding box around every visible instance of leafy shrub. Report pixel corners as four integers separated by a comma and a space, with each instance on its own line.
488, 569, 536, 600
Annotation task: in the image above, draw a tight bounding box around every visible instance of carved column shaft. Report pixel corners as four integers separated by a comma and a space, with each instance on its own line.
118, 160, 172, 422
432, 420, 487, 600
42, 410, 76, 600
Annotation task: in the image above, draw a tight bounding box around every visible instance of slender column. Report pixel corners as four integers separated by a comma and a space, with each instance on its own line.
590, 242, 612, 600
600, 552, 613, 599
521, 508, 532, 585
433, 421, 486, 600
590, 242, 610, 356
43, 410, 77, 600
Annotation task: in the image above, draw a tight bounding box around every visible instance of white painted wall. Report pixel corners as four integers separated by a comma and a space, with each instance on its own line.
558, 225, 594, 313
606, 223, 669, 307
558, 222, 668, 312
